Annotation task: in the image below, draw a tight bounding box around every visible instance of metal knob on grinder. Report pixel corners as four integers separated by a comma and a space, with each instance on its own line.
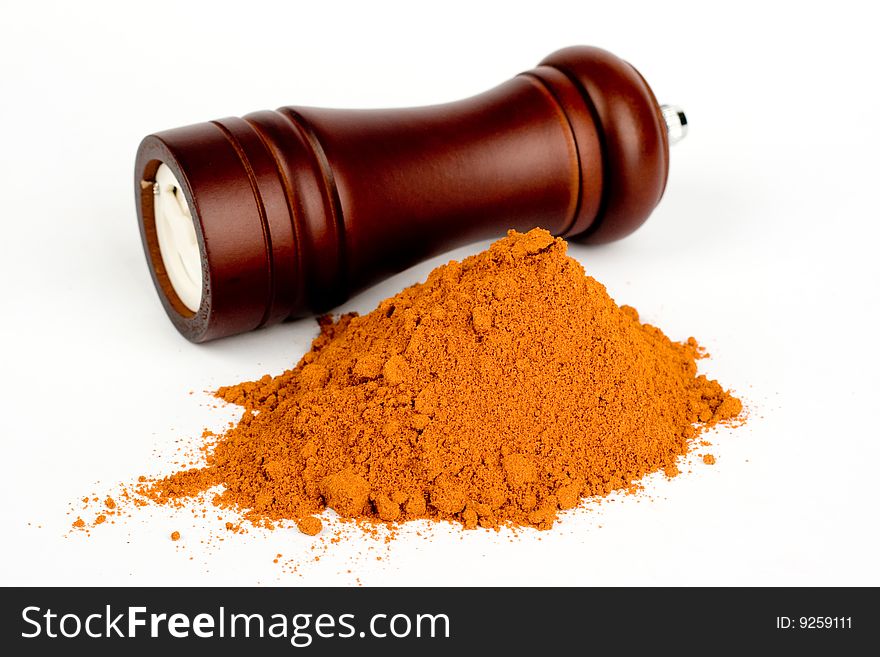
134, 46, 686, 342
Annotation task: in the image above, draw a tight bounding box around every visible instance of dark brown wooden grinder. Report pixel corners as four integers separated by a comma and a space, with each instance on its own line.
135, 46, 687, 342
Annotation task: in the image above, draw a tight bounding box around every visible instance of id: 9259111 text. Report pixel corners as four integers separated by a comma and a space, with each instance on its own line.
776, 616, 852, 630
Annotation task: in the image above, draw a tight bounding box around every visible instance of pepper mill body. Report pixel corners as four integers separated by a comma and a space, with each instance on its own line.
135, 46, 684, 342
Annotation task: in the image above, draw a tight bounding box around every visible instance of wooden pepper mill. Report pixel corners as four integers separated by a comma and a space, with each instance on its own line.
135, 46, 687, 342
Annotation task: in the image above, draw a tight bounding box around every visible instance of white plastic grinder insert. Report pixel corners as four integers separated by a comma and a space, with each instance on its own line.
152, 163, 202, 312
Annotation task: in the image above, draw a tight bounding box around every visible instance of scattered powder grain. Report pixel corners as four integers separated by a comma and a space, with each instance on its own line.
702, 454, 716, 465
144, 229, 741, 533
296, 517, 324, 536
170, 531, 181, 541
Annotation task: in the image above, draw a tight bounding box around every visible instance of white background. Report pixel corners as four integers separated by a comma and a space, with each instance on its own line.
1, 0, 878, 586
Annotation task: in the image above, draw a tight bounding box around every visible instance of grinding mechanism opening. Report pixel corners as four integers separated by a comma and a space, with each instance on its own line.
152, 163, 202, 312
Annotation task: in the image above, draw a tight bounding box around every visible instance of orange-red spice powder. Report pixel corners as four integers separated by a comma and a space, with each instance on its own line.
143, 229, 741, 533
